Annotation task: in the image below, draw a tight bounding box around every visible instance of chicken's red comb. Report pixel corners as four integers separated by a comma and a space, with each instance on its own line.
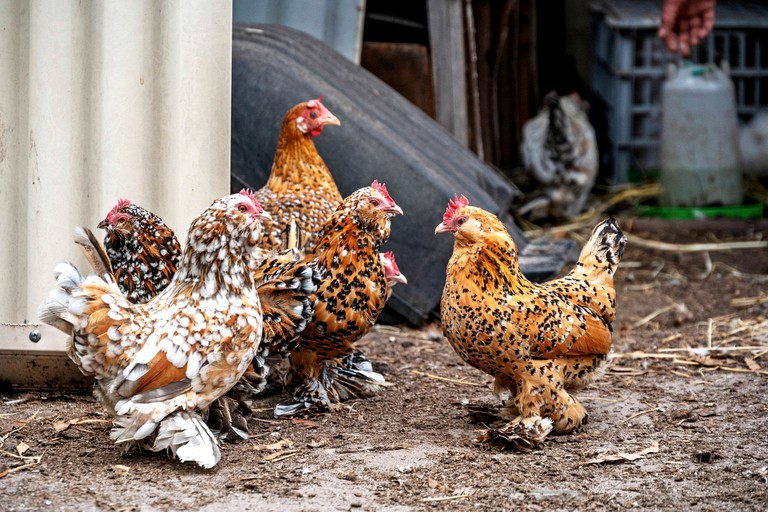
371, 180, 394, 203
238, 188, 263, 211
105, 198, 132, 224
443, 194, 469, 224
382, 251, 400, 273
306, 96, 324, 109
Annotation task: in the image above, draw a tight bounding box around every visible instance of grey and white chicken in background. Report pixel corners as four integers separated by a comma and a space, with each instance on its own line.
739, 111, 768, 178
518, 91, 598, 221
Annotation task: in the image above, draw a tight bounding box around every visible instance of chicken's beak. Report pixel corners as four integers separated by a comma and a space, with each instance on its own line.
97, 219, 109, 229
322, 112, 341, 127
385, 204, 404, 216
256, 210, 272, 222
393, 273, 408, 285
434, 222, 450, 234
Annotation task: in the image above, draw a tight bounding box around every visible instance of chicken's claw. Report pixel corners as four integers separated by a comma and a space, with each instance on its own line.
274, 377, 331, 418
477, 415, 554, 452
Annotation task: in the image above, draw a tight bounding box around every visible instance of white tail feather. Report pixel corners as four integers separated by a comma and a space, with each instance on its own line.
38, 262, 86, 334
151, 411, 221, 469
53, 261, 84, 291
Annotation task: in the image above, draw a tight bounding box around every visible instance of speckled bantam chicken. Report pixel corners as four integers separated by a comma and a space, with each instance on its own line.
320, 250, 408, 402
254, 98, 400, 401
97, 199, 182, 304
79, 198, 320, 440
274, 181, 404, 417
254, 97, 342, 252
519, 91, 598, 221
91, 198, 318, 371
38, 190, 270, 468
435, 195, 626, 441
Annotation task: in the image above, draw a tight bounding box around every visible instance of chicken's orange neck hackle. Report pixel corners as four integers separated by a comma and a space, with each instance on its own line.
267, 98, 341, 192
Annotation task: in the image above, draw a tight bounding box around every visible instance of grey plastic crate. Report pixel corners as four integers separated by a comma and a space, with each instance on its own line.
590, 0, 768, 184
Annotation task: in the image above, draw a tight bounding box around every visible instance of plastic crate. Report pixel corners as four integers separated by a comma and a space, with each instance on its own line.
590, 0, 768, 184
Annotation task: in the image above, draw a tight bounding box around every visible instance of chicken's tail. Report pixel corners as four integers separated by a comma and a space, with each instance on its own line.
255, 258, 323, 354
281, 217, 304, 252
37, 262, 86, 335
38, 261, 128, 375
38, 225, 117, 334
149, 410, 221, 469
73, 226, 113, 279
576, 217, 627, 279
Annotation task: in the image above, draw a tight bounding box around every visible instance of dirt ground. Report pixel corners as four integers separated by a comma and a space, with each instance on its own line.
2, 216, 767, 512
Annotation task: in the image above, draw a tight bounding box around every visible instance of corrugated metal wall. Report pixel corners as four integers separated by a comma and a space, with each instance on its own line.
0, 0, 232, 330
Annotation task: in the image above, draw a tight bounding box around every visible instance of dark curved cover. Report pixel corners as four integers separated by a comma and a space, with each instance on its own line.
231, 23, 541, 325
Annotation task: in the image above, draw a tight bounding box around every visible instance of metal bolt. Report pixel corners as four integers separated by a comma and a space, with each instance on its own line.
29, 330, 42, 343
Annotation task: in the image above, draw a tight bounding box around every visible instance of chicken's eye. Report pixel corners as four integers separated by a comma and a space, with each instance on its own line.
238, 204, 248, 213
309, 111, 318, 119
456, 217, 466, 225
370, 198, 380, 207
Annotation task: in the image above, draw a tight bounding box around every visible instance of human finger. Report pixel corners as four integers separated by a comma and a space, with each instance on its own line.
678, 18, 691, 56
698, 4, 715, 39
659, 0, 684, 35
689, 15, 702, 45
663, 33, 680, 53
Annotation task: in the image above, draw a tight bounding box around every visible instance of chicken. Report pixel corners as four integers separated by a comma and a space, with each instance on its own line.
740, 111, 768, 177
275, 181, 404, 417
380, 251, 408, 299
38, 190, 271, 468
435, 195, 626, 441
319, 250, 409, 403
97, 199, 182, 304
254, 97, 342, 252
519, 91, 598, 221
80, 200, 320, 440
253, 99, 404, 405
205, 246, 320, 441
91, 199, 317, 374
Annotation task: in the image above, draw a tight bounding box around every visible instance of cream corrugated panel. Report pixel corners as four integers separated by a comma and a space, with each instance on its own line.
0, 1, 232, 332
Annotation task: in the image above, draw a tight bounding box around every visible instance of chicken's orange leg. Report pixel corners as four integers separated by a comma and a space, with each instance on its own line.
510, 359, 588, 434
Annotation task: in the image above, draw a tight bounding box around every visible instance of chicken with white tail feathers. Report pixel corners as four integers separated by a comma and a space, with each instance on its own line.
38, 190, 271, 468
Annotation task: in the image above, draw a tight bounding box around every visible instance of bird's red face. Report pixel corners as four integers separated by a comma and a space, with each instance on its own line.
434, 194, 470, 234
368, 180, 403, 216
296, 97, 341, 137
237, 189, 272, 222
98, 198, 133, 231
381, 251, 407, 285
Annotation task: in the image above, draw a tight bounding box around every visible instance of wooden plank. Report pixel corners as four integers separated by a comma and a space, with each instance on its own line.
427, 0, 468, 146
360, 42, 435, 117
463, 0, 485, 159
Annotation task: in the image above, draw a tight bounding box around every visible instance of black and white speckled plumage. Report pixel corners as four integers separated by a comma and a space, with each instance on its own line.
98, 199, 182, 305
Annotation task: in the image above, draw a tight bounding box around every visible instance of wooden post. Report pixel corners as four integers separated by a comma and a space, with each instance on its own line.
427, 0, 469, 146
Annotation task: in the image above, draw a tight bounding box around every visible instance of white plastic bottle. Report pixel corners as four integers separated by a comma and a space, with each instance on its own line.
659, 63, 742, 206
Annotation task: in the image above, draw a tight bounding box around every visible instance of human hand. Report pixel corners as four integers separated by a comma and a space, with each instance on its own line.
658, 0, 715, 56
